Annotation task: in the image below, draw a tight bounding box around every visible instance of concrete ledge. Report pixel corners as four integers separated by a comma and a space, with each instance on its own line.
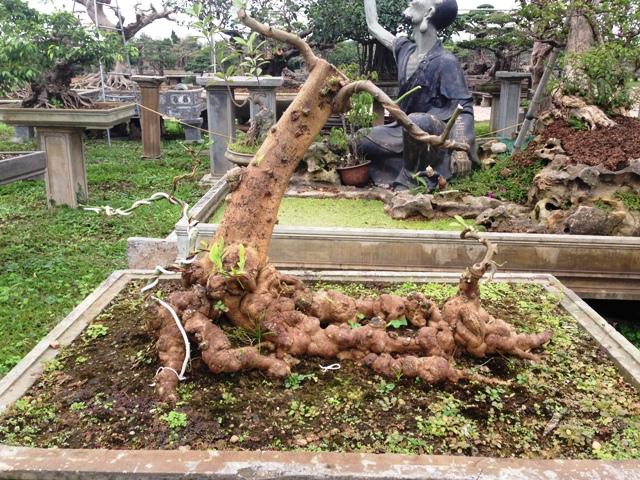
0, 151, 45, 186
1, 446, 639, 479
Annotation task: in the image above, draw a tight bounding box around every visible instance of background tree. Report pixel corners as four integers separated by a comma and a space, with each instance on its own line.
455, 5, 532, 77
306, 0, 408, 78
0, 0, 125, 108
72, 0, 180, 88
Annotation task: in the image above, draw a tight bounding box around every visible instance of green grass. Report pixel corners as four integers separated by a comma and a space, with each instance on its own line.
474, 120, 491, 138
211, 197, 472, 231
0, 124, 208, 375
450, 154, 543, 204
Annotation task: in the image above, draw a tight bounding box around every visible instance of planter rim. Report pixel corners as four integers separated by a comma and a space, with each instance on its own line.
0, 102, 136, 129
0, 269, 639, 478
0, 445, 638, 480
336, 160, 372, 172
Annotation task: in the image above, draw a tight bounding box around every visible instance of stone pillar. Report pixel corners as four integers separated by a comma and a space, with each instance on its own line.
495, 71, 531, 139
183, 118, 203, 143
197, 76, 283, 177
13, 126, 34, 144
204, 85, 236, 176
37, 127, 87, 208
133, 75, 165, 159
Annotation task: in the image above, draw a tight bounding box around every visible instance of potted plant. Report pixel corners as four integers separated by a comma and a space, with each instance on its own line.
335, 88, 376, 186
0, 0, 136, 207
225, 98, 275, 166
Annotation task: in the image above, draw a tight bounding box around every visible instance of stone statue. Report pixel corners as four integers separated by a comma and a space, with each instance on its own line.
361, 0, 478, 189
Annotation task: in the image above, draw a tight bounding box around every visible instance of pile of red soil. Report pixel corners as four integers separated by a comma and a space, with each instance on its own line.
515, 117, 640, 171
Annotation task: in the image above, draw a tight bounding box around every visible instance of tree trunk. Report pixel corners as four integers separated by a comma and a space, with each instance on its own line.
147, 10, 553, 404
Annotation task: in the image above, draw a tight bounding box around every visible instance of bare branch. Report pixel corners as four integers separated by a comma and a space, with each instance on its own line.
333, 80, 469, 152
236, 9, 318, 70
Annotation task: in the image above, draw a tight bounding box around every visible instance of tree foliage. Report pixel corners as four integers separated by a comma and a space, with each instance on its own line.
0, 0, 125, 106
456, 5, 531, 76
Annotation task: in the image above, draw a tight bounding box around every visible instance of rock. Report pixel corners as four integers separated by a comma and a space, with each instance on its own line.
490, 142, 508, 154
476, 204, 535, 232
385, 192, 434, 220
482, 157, 497, 168
534, 138, 565, 162
564, 206, 623, 235
50, 341, 60, 349
294, 437, 308, 447
229, 435, 240, 444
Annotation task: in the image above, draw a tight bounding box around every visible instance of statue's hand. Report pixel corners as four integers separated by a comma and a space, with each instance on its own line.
451, 151, 472, 176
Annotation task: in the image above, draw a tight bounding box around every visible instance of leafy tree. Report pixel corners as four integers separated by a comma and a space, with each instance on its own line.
0, 0, 125, 108
306, 0, 408, 77
131, 35, 178, 76
456, 5, 532, 77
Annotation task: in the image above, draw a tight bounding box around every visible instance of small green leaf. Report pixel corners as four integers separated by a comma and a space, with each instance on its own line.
386, 317, 408, 329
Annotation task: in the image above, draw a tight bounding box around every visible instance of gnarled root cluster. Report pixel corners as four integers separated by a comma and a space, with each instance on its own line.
147, 236, 552, 403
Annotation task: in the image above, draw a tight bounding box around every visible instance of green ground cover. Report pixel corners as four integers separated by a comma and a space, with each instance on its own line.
211, 197, 471, 231
0, 125, 208, 375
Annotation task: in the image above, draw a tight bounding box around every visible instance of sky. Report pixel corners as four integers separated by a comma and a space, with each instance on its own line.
29, 0, 519, 39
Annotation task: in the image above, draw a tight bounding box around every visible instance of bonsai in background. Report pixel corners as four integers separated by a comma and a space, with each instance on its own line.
0, 0, 126, 108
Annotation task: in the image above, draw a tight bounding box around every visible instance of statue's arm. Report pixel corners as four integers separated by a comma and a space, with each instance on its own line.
364, 0, 396, 51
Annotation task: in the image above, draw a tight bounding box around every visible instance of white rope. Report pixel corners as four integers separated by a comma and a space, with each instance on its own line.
154, 298, 191, 382
149, 367, 182, 387
83, 192, 184, 217
320, 363, 341, 373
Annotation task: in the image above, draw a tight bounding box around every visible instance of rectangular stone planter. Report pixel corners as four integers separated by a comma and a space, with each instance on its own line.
0, 102, 136, 129
127, 178, 640, 301
0, 269, 638, 479
0, 151, 45, 186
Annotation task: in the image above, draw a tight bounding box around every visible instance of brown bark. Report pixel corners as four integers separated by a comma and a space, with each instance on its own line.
147, 10, 553, 404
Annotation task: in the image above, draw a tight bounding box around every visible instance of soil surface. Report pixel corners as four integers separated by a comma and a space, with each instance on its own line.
1, 280, 639, 459
515, 117, 640, 171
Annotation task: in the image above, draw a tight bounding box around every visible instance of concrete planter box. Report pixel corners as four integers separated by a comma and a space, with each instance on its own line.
0, 269, 638, 479
0, 102, 136, 129
0, 151, 46, 186
127, 178, 640, 301
0, 103, 135, 207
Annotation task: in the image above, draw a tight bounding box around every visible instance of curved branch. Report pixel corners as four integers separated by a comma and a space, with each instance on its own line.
334, 80, 469, 152
236, 9, 318, 70
461, 229, 498, 281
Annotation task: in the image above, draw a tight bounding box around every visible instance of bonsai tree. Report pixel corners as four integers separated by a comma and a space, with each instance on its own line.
72, 0, 178, 89
0, 0, 126, 108
147, 7, 553, 403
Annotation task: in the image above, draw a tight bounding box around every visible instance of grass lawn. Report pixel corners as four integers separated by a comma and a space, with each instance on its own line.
0, 125, 209, 376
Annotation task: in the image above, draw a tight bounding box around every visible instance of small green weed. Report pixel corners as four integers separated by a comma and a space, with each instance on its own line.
161, 411, 188, 430
84, 324, 109, 341
284, 373, 318, 390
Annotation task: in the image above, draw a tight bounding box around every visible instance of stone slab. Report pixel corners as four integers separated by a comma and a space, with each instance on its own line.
0, 151, 45, 186
0, 103, 136, 129
126, 238, 178, 270
197, 75, 284, 88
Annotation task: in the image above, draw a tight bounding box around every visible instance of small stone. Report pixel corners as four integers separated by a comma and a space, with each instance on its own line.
50, 341, 60, 349
490, 142, 508, 154
500, 168, 512, 177
592, 441, 602, 451
129, 431, 135, 436
294, 438, 308, 447
178, 445, 191, 451
229, 435, 240, 443
482, 157, 497, 167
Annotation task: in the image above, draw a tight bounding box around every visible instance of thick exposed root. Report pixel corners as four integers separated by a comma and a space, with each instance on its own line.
147, 242, 552, 403
73, 72, 137, 91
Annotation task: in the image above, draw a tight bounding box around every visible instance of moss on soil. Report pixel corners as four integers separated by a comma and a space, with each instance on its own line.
211, 197, 472, 231
1, 280, 638, 459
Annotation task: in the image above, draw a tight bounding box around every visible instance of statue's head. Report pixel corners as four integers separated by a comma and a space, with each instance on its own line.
404, 0, 458, 33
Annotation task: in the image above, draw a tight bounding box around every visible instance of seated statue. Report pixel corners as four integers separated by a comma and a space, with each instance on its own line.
360, 0, 479, 189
